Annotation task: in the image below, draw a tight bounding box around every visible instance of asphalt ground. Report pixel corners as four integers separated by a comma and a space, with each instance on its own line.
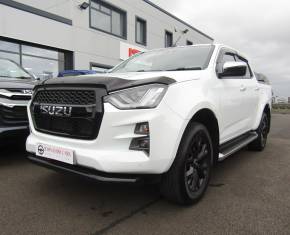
1, 113, 290, 235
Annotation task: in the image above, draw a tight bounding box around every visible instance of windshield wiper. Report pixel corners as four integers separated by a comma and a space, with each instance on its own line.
0, 75, 31, 79
165, 67, 202, 71
136, 69, 164, 72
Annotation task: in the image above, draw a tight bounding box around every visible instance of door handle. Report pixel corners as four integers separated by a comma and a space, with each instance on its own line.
240, 85, 246, 92
255, 87, 260, 91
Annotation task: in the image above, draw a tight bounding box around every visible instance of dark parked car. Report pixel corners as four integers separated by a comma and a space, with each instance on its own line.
58, 70, 98, 77
0, 58, 38, 145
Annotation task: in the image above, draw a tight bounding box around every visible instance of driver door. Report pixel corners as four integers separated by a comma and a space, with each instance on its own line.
217, 50, 251, 143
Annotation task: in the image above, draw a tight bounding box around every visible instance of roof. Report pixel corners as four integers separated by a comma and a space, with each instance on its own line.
143, 0, 213, 41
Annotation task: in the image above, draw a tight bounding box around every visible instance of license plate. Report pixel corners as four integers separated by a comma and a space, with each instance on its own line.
36, 143, 74, 165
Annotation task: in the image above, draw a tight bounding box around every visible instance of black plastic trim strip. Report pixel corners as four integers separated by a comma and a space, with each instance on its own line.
220, 131, 254, 153
27, 154, 157, 183
0, 0, 72, 25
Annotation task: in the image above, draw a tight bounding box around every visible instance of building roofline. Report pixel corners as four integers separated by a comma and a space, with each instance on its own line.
143, 0, 214, 41
0, 0, 72, 25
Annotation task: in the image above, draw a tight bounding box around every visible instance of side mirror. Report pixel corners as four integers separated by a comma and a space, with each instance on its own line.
31, 73, 40, 80
219, 61, 247, 78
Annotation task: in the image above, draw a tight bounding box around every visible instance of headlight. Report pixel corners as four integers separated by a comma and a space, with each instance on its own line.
104, 84, 168, 109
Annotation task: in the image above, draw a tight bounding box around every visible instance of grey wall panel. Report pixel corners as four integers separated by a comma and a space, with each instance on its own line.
0, 0, 213, 70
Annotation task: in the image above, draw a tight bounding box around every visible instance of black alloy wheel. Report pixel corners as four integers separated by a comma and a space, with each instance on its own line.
161, 122, 213, 205
260, 114, 268, 148
248, 112, 269, 151
184, 130, 211, 198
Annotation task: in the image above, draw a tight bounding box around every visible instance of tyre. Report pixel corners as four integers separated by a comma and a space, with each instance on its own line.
248, 112, 269, 151
160, 122, 213, 205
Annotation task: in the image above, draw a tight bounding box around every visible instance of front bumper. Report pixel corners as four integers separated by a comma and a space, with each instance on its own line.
0, 125, 28, 135
26, 102, 187, 175
0, 97, 30, 137
0, 126, 29, 146
28, 153, 160, 182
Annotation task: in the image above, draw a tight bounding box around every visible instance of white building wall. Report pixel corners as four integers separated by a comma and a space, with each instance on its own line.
0, 0, 213, 70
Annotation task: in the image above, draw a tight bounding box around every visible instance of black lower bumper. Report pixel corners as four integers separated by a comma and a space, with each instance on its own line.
27, 154, 159, 183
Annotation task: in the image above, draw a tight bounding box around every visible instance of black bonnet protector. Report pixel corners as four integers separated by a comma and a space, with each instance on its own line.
37, 75, 176, 92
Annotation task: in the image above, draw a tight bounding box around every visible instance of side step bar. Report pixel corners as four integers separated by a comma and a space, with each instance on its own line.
218, 132, 258, 161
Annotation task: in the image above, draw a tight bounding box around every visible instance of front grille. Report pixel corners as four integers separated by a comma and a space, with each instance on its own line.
31, 88, 106, 140
0, 105, 28, 126
33, 90, 96, 105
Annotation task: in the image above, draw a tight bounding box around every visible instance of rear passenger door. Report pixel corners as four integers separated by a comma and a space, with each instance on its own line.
216, 50, 252, 142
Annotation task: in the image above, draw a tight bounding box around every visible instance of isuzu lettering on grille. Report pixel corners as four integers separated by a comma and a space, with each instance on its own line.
40, 105, 72, 117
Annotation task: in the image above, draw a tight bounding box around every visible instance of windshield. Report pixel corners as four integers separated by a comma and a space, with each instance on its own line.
111, 45, 214, 73
0, 58, 32, 79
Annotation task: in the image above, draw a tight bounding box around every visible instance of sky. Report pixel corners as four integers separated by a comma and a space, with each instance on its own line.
152, 0, 290, 98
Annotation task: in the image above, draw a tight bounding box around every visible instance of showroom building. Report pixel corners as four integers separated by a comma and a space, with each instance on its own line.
0, 0, 213, 79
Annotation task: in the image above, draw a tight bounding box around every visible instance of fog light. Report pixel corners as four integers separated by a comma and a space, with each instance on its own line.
130, 137, 150, 153
134, 122, 149, 135
130, 122, 150, 154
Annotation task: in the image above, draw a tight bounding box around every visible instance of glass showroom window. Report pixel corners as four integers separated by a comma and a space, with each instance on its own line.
90, 0, 127, 38
165, 31, 173, 47
0, 40, 20, 64
22, 45, 65, 80
136, 17, 147, 46
0, 39, 67, 80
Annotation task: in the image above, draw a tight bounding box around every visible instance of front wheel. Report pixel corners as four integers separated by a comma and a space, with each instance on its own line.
160, 122, 213, 205
248, 112, 269, 151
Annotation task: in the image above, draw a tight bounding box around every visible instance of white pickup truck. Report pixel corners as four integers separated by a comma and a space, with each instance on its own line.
26, 44, 272, 205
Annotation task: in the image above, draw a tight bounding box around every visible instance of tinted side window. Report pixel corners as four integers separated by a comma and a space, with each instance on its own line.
216, 51, 236, 76
235, 56, 252, 79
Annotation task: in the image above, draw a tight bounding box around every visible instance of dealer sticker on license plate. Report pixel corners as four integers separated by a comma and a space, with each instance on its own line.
36, 143, 74, 165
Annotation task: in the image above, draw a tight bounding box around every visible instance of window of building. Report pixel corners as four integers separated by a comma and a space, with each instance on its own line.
22, 45, 63, 60
0, 39, 72, 80
90, 0, 127, 39
0, 40, 20, 63
135, 17, 147, 46
187, 40, 193, 45
0, 51, 20, 64
165, 31, 173, 48
0, 40, 19, 53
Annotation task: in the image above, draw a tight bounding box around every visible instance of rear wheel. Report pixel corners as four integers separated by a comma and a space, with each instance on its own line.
160, 123, 213, 205
248, 112, 269, 151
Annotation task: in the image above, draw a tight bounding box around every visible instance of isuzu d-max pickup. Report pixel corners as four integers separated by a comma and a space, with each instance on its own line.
0, 58, 36, 144
26, 44, 272, 205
